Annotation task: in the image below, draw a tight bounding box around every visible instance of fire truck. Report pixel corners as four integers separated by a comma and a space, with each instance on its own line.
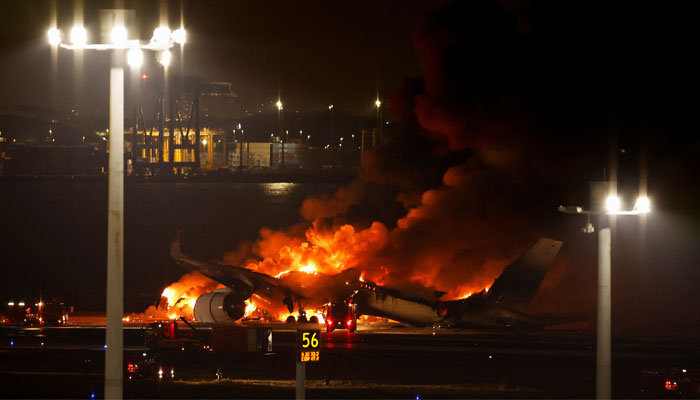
323, 299, 358, 333
1, 299, 69, 326
145, 319, 210, 352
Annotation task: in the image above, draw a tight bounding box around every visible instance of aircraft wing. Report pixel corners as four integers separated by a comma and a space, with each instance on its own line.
170, 230, 280, 293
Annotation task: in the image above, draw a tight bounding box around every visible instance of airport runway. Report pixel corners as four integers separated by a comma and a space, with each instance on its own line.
1, 321, 698, 398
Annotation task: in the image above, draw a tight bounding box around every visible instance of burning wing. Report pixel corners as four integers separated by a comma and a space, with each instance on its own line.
170, 231, 295, 322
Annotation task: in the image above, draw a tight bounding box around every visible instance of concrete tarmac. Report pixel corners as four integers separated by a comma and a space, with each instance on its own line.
1, 321, 698, 398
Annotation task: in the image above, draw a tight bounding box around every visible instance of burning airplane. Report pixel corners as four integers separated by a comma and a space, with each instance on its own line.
167, 231, 562, 330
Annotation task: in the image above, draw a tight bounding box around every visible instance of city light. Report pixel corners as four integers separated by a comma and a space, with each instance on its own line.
172, 28, 186, 45
276, 100, 283, 110
110, 25, 128, 47
70, 26, 87, 48
158, 50, 171, 67
153, 26, 171, 46
375, 99, 381, 108
47, 28, 61, 46
328, 104, 334, 109
634, 196, 651, 214
127, 48, 143, 68
605, 195, 621, 213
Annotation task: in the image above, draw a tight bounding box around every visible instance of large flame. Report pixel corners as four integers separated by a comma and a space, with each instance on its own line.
136, 163, 519, 323
127, 272, 225, 323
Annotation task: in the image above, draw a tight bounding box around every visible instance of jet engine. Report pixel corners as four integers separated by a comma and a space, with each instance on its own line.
193, 288, 248, 323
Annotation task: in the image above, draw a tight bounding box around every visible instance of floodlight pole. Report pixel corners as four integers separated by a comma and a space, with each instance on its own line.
560, 189, 649, 400
105, 62, 124, 399
296, 361, 306, 399
49, 17, 184, 400
597, 226, 611, 400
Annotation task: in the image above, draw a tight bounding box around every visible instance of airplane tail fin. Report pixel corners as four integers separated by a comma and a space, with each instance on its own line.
170, 230, 211, 271
170, 230, 187, 263
486, 238, 563, 313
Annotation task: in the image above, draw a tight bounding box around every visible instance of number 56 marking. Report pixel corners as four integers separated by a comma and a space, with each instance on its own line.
302, 332, 319, 348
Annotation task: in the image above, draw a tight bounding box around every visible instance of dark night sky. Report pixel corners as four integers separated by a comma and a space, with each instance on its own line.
0, 0, 450, 118
1, 0, 700, 334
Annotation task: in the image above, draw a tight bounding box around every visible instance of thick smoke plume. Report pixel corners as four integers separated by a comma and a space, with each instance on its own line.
219, 2, 555, 303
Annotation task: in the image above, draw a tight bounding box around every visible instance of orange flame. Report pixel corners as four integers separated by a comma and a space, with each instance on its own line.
127, 272, 224, 323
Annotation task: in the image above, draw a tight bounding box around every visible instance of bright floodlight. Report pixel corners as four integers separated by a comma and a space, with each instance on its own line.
276, 100, 283, 110
172, 28, 186, 44
153, 26, 171, 46
127, 48, 143, 68
48, 28, 61, 46
70, 26, 87, 48
634, 196, 651, 214
605, 195, 621, 213
158, 50, 171, 67
375, 99, 381, 107
110, 25, 128, 47
328, 104, 334, 110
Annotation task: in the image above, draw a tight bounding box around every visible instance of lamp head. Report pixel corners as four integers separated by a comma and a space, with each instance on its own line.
70, 26, 87, 48
172, 28, 186, 45
48, 28, 62, 46
158, 50, 171, 67
634, 196, 651, 214
110, 25, 128, 47
605, 195, 621, 213
127, 48, 143, 68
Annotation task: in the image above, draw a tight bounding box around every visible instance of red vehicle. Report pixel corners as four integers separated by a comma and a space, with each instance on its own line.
323, 300, 358, 333
145, 320, 208, 352
641, 367, 700, 397
1, 299, 69, 326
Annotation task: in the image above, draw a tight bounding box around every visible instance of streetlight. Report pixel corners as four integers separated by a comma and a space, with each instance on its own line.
70, 25, 87, 47
47, 28, 61, 46
48, 13, 185, 399
277, 99, 284, 168
375, 98, 382, 141
329, 104, 335, 168
559, 185, 650, 399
